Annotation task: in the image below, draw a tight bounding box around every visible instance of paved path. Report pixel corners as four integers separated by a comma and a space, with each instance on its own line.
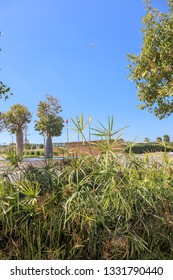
1, 152, 173, 176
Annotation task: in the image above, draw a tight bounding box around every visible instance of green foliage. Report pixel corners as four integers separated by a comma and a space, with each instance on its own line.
127, 1, 173, 118
38, 144, 44, 149
125, 142, 173, 154
35, 95, 64, 137
156, 136, 162, 142
163, 134, 170, 142
1, 149, 173, 259
24, 143, 31, 150
16, 180, 41, 205
2, 104, 32, 134
31, 144, 37, 150
0, 81, 11, 101
90, 116, 128, 155
91, 116, 128, 142
23, 150, 44, 157
144, 137, 150, 143
91, 115, 113, 140
1, 118, 173, 259
35, 95, 64, 158
2, 147, 23, 167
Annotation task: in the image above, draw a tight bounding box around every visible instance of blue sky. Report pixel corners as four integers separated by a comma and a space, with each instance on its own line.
0, 0, 172, 144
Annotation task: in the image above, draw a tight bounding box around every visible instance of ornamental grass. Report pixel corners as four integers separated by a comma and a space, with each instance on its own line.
0, 147, 173, 259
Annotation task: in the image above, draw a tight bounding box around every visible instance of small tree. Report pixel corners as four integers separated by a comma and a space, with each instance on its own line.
31, 144, 37, 150
38, 143, 44, 149
156, 136, 162, 142
144, 137, 150, 143
163, 134, 170, 142
2, 104, 32, 156
35, 95, 64, 158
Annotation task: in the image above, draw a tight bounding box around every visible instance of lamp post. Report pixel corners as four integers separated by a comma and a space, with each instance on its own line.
77, 118, 80, 143
88, 115, 92, 142
66, 118, 69, 143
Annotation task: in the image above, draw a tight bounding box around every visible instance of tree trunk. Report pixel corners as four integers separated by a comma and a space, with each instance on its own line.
16, 129, 23, 156
44, 134, 53, 158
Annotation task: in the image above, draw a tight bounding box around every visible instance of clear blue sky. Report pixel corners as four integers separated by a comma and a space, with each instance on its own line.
0, 0, 171, 144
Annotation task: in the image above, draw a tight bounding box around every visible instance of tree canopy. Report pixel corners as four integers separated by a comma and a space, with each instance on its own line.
127, 0, 173, 119
35, 95, 64, 137
0, 81, 11, 100
2, 104, 32, 134
163, 134, 170, 142
35, 95, 64, 158
2, 104, 32, 156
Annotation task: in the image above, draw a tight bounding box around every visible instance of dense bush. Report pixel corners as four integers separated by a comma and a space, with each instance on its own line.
23, 150, 44, 157
125, 143, 173, 154
23, 149, 60, 157
1, 150, 173, 259
31, 144, 37, 150
36, 150, 40, 156
38, 144, 44, 149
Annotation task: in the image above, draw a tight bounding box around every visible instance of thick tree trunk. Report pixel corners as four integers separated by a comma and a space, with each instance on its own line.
16, 129, 23, 156
44, 134, 53, 158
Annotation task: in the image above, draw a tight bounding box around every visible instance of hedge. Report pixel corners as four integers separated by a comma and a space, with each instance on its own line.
125, 143, 173, 154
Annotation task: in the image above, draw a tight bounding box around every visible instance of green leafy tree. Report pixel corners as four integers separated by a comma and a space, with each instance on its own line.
38, 143, 44, 149
156, 136, 162, 142
0, 81, 10, 100
2, 104, 32, 156
31, 144, 37, 150
144, 137, 150, 143
127, 0, 173, 119
163, 134, 170, 142
35, 95, 64, 158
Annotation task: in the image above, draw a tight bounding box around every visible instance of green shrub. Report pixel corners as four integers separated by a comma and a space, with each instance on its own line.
35, 150, 40, 156
125, 143, 173, 154
38, 144, 44, 149
1, 118, 173, 260
1, 151, 173, 259
25, 144, 32, 150
31, 144, 37, 150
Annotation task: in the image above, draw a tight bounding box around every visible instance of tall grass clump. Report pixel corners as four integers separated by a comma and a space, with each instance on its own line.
0, 117, 173, 259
